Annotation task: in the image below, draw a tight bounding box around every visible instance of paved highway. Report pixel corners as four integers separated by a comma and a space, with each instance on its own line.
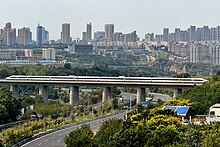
21, 112, 125, 147
121, 92, 172, 102
150, 93, 172, 102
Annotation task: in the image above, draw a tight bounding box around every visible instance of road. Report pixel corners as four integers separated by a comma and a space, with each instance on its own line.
150, 93, 172, 102
21, 112, 125, 147
121, 92, 172, 102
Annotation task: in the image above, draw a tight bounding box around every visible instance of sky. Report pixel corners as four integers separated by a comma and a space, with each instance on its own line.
0, 0, 219, 40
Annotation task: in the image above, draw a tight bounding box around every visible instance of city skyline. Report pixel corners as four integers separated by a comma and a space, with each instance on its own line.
0, 0, 220, 40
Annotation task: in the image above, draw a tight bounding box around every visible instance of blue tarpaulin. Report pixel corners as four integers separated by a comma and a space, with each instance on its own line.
163, 106, 189, 116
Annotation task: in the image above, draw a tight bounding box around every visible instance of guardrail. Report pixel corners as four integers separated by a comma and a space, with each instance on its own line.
12, 111, 125, 147
0, 120, 29, 131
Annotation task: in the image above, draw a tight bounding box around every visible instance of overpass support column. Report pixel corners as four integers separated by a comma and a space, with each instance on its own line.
102, 87, 112, 103
10, 85, 19, 97
69, 86, 79, 106
39, 85, 48, 102
173, 88, 182, 99
137, 87, 146, 105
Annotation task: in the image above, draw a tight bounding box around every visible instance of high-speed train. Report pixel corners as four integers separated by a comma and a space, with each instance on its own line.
5, 75, 208, 84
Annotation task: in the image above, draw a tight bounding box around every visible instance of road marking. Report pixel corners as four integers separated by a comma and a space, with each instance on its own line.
38, 143, 42, 146
52, 136, 55, 139
21, 112, 125, 147
45, 140, 48, 142
59, 134, 62, 136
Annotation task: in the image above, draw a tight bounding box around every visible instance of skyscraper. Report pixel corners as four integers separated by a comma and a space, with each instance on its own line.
163, 28, 169, 42
18, 27, 31, 46
216, 26, 220, 41
86, 23, 92, 41
36, 23, 49, 45
175, 28, 181, 42
61, 23, 70, 44
36, 23, 43, 45
201, 25, 210, 41
211, 27, 217, 41
189, 26, 196, 41
2, 22, 16, 46
105, 24, 114, 41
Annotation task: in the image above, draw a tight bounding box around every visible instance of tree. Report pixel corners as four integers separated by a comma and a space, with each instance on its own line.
64, 63, 72, 69
112, 99, 119, 110
0, 104, 7, 124
95, 119, 123, 146
64, 124, 95, 147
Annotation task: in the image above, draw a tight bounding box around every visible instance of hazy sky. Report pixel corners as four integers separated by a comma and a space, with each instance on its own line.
0, 0, 219, 40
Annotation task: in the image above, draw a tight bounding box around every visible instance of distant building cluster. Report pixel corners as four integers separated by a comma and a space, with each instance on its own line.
0, 49, 32, 60
168, 42, 220, 65
146, 25, 220, 42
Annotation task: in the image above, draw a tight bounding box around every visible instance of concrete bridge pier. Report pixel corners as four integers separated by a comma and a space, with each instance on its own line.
70, 86, 79, 106
137, 87, 146, 105
39, 85, 48, 102
173, 88, 182, 99
102, 87, 112, 103
10, 85, 19, 97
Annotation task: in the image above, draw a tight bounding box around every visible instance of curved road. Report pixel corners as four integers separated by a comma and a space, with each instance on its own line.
121, 92, 172, 102
21, 112, 125, 147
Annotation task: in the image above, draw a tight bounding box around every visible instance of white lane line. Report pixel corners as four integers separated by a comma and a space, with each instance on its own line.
21, 112, 125, 147
38, 143, 42, 146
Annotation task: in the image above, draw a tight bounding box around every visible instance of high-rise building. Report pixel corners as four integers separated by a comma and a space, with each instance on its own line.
105, 24, 114, 41
5, 22, 11, 30
189, 26, 196, 41
18, 27, 31, 46
86, 23, 92, 41
36, 23, 49, 45
82, 32, 87, 41
42, 48, 56, 60
112, 32, 123, 42
61, 23, 70, 44
145, 33, 154, 42
175, 28, 181, 42
36, 23, 43, 45
197, 28, 203, 41
1, 22, 16, 46
211, 27, 217, 41
163, 28, 169, 42
201, 25, 210, 41
216, 26, 220, 41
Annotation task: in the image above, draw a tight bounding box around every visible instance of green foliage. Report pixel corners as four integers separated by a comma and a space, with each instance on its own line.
64, 124, 95, 147
112, 99, 119, 110
0, 88, 22, 124
33, 103, 71, 117
0, 117, 69, 146
109, 126, 147, 147
180, 76, 220, 116
95, 119, 123, 146
201, 123, 220, 147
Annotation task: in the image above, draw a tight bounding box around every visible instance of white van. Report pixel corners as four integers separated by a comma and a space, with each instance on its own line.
208, 103, 220, 122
